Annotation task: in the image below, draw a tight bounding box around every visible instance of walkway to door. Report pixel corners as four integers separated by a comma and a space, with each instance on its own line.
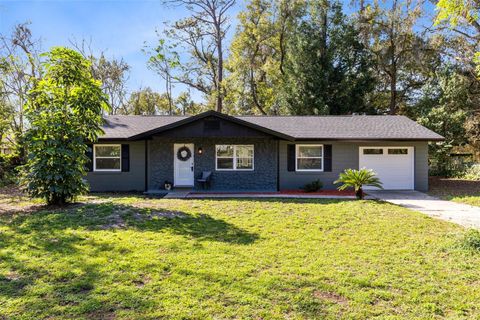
367, 190, 480, 228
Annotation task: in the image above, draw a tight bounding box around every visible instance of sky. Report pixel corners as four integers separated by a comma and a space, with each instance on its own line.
0, 0, 436, 102
0, 0, 245, 101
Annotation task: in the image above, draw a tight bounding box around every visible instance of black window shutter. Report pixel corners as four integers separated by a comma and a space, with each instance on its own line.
324, 144, 332, 172
121, 144, 130, 172
86, 144, 93, 172
287, 144, 296, 172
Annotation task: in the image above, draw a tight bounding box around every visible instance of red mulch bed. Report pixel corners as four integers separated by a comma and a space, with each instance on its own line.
191, 189, 355, 196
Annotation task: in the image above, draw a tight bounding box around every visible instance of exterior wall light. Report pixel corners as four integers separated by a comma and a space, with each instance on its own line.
197, 147, 203, 155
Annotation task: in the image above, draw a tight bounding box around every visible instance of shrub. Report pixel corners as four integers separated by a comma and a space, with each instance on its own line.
459, 229, 480, 252
334, 168, 383, 199
21, 47, 108, 205
302, 180, 323, 192
461, 164, 480, 180
0, 152, 21, 186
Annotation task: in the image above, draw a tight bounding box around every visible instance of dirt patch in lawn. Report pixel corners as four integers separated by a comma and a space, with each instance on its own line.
314, 290, 348, 305
0, 185, 43, 214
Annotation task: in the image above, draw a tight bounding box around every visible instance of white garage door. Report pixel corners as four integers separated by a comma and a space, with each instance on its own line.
359, 147, 414, 190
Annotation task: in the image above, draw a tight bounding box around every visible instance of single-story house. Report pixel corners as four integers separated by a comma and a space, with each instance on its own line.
86, 110, 444, 192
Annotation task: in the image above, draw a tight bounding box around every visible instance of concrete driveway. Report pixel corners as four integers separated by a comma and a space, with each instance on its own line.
367, 190, 480, 228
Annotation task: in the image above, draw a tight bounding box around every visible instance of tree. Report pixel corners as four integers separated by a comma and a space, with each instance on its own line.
93, 54, 130, 115
282, 1, 376, 115
22, 47, 108, 205
70, 39, 131, 115
0, 23, 41, 155
227, 0, 376, 115
144, 37, 179, 115
435, 0, 480, 72
126, 87, 171, 115
176, 91, 206, 115
368, 0, 431, 114
156, 0, 236, 112
226, 0, 303, 115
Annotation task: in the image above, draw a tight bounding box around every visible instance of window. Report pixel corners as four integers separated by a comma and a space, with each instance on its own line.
363, 148, 383, 155
94, 145, 121, 171
296, 145, 323, 171
388, 148, 408, 155
216, 145, 254, 170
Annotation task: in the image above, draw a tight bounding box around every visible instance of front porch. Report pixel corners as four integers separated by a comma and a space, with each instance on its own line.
147, 136, 279, 192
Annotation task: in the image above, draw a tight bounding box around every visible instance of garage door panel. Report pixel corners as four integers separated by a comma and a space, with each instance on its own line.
359, 147, 414, 190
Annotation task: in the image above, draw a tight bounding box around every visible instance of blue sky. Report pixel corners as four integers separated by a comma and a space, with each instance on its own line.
0, 0, 245, 101
0, 0, 436, 102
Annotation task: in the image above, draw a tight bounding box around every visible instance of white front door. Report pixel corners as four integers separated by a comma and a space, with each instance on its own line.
174, 143, 194, 187
359, 146, 414, 190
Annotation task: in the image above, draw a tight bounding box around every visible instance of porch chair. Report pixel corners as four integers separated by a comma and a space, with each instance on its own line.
197, 171, 212, 189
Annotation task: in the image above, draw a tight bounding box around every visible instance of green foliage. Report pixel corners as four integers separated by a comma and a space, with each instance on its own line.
335, 168, 383, 199
21, 47, 108, 205
459, 229, 480, 252
126, 87, 170, 115
282, 2, 376, 115
415, 71, 474, 176
226, 0, 376, 115
302, 179, 323, 192
461, 164, 480, 180
0, 152, 19, 186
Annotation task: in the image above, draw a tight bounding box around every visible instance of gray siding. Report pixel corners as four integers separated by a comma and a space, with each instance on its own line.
85, 138, 430, 193
86, 141, 146, 192
279, 140, 429, 191
149, 137, 277, 191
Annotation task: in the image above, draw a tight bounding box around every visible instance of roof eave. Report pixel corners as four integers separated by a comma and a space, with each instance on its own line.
292, 137, 446, 141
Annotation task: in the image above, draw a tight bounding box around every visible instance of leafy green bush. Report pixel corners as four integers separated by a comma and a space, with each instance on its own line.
21, 47, 108, 205
459, 229, 480, 252
461, 164, 480, 180
334, 168, 383, 199
0, 152, 21, 186
302, 180, 323, 192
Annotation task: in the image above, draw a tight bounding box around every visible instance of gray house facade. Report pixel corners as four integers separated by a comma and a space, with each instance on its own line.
86, 111, 443, 192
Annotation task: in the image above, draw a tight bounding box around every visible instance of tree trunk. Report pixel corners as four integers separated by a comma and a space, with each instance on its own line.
216, 26, 223, 113
319, 2, 328, 60
389, 68, 397, 115
389, 0, 398, 115
356, 187, 364, 200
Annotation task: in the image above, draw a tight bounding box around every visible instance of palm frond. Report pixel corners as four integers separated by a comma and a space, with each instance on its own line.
334, 168, 384, 192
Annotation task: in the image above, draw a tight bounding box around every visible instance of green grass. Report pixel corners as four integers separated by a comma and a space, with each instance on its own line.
1, 193, 480, 319
447, 195, 480, 207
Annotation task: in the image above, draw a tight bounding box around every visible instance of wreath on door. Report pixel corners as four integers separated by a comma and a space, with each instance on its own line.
177, 146, 192, 161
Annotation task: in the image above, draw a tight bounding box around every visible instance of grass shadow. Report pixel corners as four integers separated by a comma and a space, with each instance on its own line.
3, 201, 259, 245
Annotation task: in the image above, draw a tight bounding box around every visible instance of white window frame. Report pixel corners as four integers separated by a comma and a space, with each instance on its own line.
93, 144, 122, 172
296, 144, 324, 172
215, 145, 254, 171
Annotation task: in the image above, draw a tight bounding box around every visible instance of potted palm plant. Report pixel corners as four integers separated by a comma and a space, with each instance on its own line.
334, 168, 383, 199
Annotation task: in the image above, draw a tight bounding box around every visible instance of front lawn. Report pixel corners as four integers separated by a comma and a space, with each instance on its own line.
429, 177, 480, 207
1, 190, 480, 319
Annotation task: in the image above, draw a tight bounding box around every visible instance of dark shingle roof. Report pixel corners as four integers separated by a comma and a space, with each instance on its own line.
237, 115, 444, 140
100, 112, 444, 141
102, 115, 187, 139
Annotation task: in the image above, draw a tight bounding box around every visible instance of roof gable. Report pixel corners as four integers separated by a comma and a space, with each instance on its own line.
124, 111, 294, 140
